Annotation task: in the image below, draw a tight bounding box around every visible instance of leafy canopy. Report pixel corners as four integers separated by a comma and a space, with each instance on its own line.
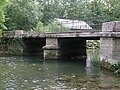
5, 0, 43, 31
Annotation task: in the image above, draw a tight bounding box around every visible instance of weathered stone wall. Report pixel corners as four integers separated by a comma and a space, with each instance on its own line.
100, 38, 114, 64
46, 38, 58, 46
112, 38, 120, 61
100, 21, 120, 65
4, 30, 24, 37
102, 21, 120, 32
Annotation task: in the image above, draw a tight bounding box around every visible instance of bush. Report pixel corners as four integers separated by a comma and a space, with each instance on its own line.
32, 20, 69, 33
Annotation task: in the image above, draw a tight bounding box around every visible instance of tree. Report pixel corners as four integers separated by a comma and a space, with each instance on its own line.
5, 0, 43, 31
104, 0, 120, 19
5, 0, 120, 32
0, 0, 8, 32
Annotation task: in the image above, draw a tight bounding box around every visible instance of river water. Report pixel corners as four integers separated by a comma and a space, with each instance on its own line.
0, 50, 120, 90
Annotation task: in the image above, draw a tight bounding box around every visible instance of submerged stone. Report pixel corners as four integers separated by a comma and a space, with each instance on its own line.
77, 78, 88, 83
56, 75, 71, 82
98, 83, 112, 89
44, 50, 58, 59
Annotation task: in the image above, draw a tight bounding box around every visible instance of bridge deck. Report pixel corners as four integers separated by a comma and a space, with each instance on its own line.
18, 32, 120, 38
4, 30, 120, 38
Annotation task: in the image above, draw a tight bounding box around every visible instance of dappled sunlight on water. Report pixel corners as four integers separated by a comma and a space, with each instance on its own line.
0, 50, 119, 90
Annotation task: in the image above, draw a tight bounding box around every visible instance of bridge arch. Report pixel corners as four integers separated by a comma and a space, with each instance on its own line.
23, 37, 46, 56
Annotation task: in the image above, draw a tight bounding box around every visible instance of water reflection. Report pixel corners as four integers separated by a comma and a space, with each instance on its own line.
0, 50, 119, 90
86, 50, 100, 75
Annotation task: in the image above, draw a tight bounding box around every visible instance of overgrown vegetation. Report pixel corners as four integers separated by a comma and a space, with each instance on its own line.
0, 0, 8, 31
8, 38, 24, 54
0, 37, 24, 55
31, 20, 69, 33
111, 62, 120, 74
2, 0, 120, 32
87, 40, 100, 49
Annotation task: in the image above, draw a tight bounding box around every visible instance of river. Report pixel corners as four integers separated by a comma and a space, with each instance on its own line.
0, 50, 119, 90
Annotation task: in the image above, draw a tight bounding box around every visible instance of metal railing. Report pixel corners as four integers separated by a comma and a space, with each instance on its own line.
56, 16, 115, 31
4, 16, 115, 36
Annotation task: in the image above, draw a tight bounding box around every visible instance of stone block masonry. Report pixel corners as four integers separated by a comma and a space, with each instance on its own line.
100, 21, 120, 65
43, 38, 59, 59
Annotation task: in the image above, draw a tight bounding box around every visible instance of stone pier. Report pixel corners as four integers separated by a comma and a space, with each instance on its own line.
43, 38, 59, 59
43, 38, 87, 60
100, 21, 120, 65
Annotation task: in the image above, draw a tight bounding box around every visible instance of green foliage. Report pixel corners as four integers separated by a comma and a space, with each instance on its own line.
105, 0, 120, 18
31, 21, 50, 33
5, 0, 43, 31
38, 0, 120, 29
87, 40, 100, 49
33, 20, 69, 33
3, 0, 120, 32
46, 20, 69, 32
111, 62, 120, 74
7, 38, 24, 55
0, 0, 8, 31
0, 29, 3, 37
0, 37, 24, 55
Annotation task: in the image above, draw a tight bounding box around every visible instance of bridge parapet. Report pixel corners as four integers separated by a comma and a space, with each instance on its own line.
4, 30, 25, 38
3, 29, 120, 38
21, 31, 120, 38
102, 21, 120, 32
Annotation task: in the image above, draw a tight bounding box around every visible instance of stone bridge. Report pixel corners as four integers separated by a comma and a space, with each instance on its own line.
4, 21, 120, 65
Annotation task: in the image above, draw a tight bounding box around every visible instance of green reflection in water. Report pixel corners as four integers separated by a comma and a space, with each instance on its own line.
0, 50, 119, 90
